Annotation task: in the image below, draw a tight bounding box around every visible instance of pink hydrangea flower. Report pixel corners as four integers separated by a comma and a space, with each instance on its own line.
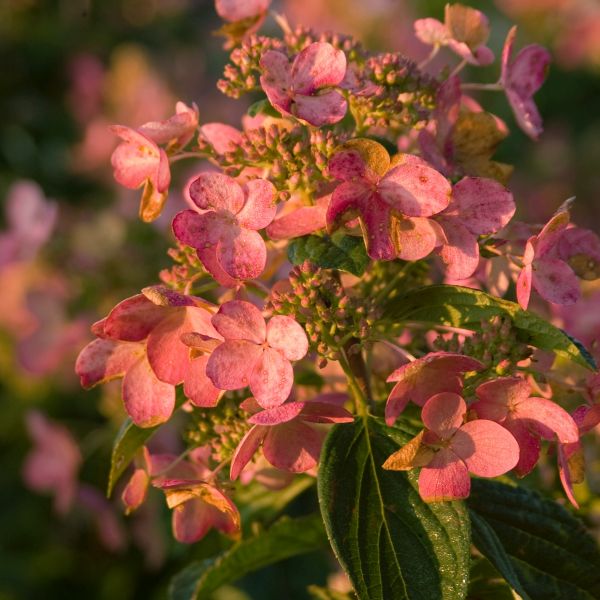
138, 101, 199, 148
215, 0, 270, 22
230, 394, 353, 479
266, 194, 329, 240
327, 139, 452, 261
435, 176, 515, 279
472, 376, 579, 476
516, 207, 580, 309
110, 125, 171, 222
385, 351, 484, 425
22, 411, 82, 515
415, 4, 494, 66
557, 226, 600, 281
172, 172, 277, 285
206, 300, 308, 408
501, 26, 551, 140
260, 42, 348, 126
386, 392, 519, 502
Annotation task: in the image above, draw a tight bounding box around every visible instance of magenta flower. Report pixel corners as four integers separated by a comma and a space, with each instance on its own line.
206, 300, 308, 408
22, 411, 82, 515
386, 392, 519, 502
385, 351, 484, 425
172, 172, 277, 285
138, 101, 199, 148
472, 376, 579, 476
260, 42, 347, 127
435, 176, 515, 279
501, 26, 551, 140
327, 139, 452, 261
516, 207, 580, 309
110, 125, 171, 222
230, 394, 353, 479
415, 4, 494, 66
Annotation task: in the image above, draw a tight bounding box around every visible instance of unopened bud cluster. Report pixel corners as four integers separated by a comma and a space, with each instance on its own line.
283, 25, 367, 63
159, 242, 208, 291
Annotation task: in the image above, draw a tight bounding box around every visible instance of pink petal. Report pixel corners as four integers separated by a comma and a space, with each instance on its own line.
230, 425, 267, 480
266, 200, 328, 240
506, 91, 544, 140
183, 355, 222, 407
266, 315, 308, 361
139, 102, 198, 146
122, 357, 176, 428
557, 442, 581, 509
500, 26, 517, 84
507, 45, 551, 100
418, 449, 471, 502
298, 401, 354, 423
452, 420, 519, 477
215, 0, 269, 22
141, 285, 197, 308
448, 177, 515, 235
260, 51, 292, 115
290, 42, 347, 94
436, 216, 479, 280
206, 339, 262, 390
414, 18, 448, 46
515, 397, 579, 444
395, 217, 441, 261
236, 179, 277, 230
293, 91, 348, 127
263, 421, 322, 472
199, 123, 242, 155
75, 339, 143, 388
103, 294, 165, 341
327, 180, 371, 227
558, 227, 600, 279
172, 498, 212, 543
249, 402, 305, 425
122, 468, 149, 513
217, 226, 267, 280
249, 347, 294, 408
532, 257, 580, 305
196, 246, 239, 288
503, 417, 541, 476
188, 172, 244, 213
212, 300, 266, 343
536, 209, 570, 256
474, 376, 531, 415
422, 392, 466, 439
110, 126, 161, 189
172, 209, 224, 249
516, 263, 533, 309
379, 157, 451, 217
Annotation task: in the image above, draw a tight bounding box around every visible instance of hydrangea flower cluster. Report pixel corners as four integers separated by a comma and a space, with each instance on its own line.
75, 1, 600, 550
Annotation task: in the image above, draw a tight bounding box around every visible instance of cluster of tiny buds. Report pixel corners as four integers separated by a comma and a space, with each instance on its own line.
282, 25, 366, 62
159, 242, 208, 291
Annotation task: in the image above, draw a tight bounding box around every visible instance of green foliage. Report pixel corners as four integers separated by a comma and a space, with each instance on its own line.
467, 558, 516, 600
247, 99, 281, 118
468, 480, 600, 600
169, 514, 326, 600
382, 285, 596, 369
318, 417, 471, 600
288, 233, 370, 277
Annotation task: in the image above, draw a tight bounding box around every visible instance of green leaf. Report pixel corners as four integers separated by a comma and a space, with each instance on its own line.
468, 480, 600, 600
247, 98, 281, 118
382, 284, 596, 369
467, 558, 517, 600
169, 514, 326, 600
318, 416, 470, 600
107, 393, 185, 496
288, 232, 370, 276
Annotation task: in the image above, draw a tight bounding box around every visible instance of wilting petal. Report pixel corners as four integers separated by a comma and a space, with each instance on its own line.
452, 420, 519, 477
327, 180, 371, 228
449, 177, 515, 235
172, 498, 212, 543
436, 216, 479, 280
263, 421, 321, 472
418, 449, 471, 502
515, 397, 579, 444
395, 217, 441, 261
503, 418, 541, 476
506, 92, 544, 141
299, 401, 354, 423
206, 339, 262, 390
379, 157, 451, 217
422, 392, 466, 439
230, 425, 267, 480
103, 294, 165, 341
382, 430, 435, 471
212, 300, 266, 343
75, 339, 143, 388
328, 138, 390, 182
249, 347, 294, 408
293, 91, 348, 127
444, 3, 490, 49
536, 208, 570, 256
506, 45, 551, 99
557, 442, 583, 509
516, 263, 533, 309
291, 42, 346, 93
558, 228, 600, 281
188, 172, 244, 213
414, 18, 448, 46
217, 227, 267, 280
236, 179, 277, 230
266, 315, 308, 361
122, 468, 149, 513
533, 258, 580, 305
122, 357, 176, 428
183, 355, 222, 407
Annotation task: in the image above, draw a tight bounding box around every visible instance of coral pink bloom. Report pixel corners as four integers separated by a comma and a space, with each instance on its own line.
385, 352, 484, 425
230, 394, 352, 479
501, 26, 551, 140
435, 177, 515, 279
23, 411, 82, 515
417, 393, 519, 502
472, 376, 579, 476
327, 140, 451, 261
260, 42, 347, 127
266, 194, 329, 240
172, 172, 276, 285
415, 4, 494, 66
215, 0, 270, 22
206, 300, 308, 408
198, 122, 243, 155
138, 101, 199, 148
110, 125, 171, 222
516, 207, 580, 309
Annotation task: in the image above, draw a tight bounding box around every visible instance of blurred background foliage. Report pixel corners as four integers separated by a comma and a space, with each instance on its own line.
1, 0, 600, 598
